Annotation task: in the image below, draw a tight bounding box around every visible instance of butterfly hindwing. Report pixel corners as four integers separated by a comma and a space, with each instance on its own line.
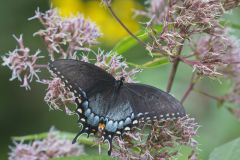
123, 83, 186, 121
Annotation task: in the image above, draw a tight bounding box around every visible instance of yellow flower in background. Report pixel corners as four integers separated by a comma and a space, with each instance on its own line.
51, 0, 84, 16
51, 0, 141, 45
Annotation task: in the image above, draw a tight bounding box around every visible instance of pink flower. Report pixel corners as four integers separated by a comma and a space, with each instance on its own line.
143, 0, 225, 57
9, 128, 85, 160
190, 31, 240, 77
111, 116, 199, 159
2, 35, 43, 90
224, 79, 240, 106
222, 0, 240, 10
30, 8, 101, 60
148, 0, 167, 24
43, 78, 75, 113
95, 50, 141, 83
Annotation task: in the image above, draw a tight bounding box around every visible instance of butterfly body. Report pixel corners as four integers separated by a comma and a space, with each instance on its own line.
49, 59, 186, 155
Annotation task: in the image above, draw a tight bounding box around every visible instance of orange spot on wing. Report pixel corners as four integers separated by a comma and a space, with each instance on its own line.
98, 122, 106, 130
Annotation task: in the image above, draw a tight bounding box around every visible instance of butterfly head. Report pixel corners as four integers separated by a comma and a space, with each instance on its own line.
120, 76, 125, 82
115, 76, 125, 88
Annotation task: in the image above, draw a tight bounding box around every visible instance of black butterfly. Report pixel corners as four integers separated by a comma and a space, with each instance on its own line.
49, 59, 186, 155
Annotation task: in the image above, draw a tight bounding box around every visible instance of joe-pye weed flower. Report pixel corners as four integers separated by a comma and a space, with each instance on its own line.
9, 128, 85, 160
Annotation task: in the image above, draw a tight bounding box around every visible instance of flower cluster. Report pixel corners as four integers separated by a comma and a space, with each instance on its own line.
223, 78, 240, 106
9, 129, 85, 160
94, 50, 141, 82
145, 0, 225, 56
1, 35, 43, 90
174, 0, 223, 30
187, 32, 240, 77
145, 0, 239, 25
1, 8, 102, 91
148, 0, 167, 24
222, 0, 240, 10
222, 53, 240, 111
111, 116, 199, 160
43, 78, 75, 113
141, 0, 240, 80
30, 8, 101, 59
134, 0, 167, 25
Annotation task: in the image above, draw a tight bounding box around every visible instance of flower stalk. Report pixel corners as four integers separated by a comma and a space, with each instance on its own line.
181, 73, 200, 104
103, 0, 146, 47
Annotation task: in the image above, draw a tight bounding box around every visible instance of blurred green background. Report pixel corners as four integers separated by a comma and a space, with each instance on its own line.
0, 0, 240, 160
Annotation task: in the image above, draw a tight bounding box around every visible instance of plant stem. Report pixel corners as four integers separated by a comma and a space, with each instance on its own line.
34, 64, 48, 69
181, 73, 199, 104
194, 89, 223, 102
105, 1, 146, 47
166, 42, 184, 92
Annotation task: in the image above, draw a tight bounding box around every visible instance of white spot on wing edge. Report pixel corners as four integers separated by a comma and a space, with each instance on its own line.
124, 127, 130, 131
133, 120, 138, 124
80, 118, 86, 122
77, 108, 82, 114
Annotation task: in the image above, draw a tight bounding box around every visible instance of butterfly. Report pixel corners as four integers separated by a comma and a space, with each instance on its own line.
49, 59, 186, 155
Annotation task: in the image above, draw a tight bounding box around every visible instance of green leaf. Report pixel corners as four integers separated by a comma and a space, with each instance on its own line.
126, 57, 169, 69
209, 137, 240, 160
228, 23, 240, 30
12, 131, 102, 147
50, 155, 112, 160
142, 57, 169, 68
113, 25, 163, 54
13, 131, 77, 141
220, 21, 240, 30
13, 132, 49, 141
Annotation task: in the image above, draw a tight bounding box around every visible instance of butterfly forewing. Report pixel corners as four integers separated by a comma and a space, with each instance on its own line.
49, 59, 115, 96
